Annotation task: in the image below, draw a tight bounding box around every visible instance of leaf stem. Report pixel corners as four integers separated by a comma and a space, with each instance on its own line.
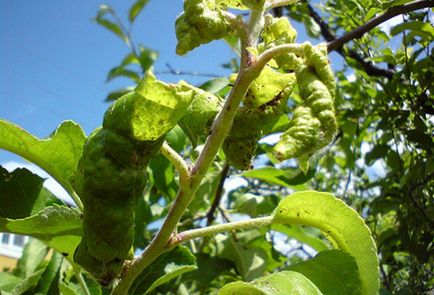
254, 43, 303, 70
266, 0, 300, 10
169, 216, 273, 248
160, 141, 191, 185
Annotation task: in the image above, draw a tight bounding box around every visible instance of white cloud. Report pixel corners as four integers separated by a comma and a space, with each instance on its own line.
2, 161, 74, 205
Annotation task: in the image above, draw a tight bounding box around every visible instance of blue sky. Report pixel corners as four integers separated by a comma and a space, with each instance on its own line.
0, 0, 391, 202
0, 1, 235, 141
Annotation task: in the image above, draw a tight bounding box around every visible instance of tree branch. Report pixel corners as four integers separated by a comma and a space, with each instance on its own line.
327, 0, 434, 52
304, 1, 397, 79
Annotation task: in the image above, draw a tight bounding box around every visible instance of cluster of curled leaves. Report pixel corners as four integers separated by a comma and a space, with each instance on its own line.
0, 0, 380, 294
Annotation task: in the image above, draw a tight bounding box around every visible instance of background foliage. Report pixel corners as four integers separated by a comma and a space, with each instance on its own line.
0, 0, 433, 294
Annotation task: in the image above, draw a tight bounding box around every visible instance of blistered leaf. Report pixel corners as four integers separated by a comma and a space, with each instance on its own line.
219, 270, 323, 294
262, 15, 297, 46
103, 70, 195, 141
179, 83, 223, 145
175, 0, 234, 55
0, 120, 86, 199
272, 191, 379, 295
242, 66, 296, 108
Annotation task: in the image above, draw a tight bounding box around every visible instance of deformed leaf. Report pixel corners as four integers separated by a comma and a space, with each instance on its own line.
287, 250, 363, 295
272, 191, 379, 295
219, 270, 323, 294
0, 120, 86, 199
103, 70, 195, 141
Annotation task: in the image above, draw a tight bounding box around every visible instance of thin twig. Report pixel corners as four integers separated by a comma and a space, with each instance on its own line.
206, 163, 230, 226
155, 63, 221, 78
304, 1, 395, 78
327, 0, 434, 51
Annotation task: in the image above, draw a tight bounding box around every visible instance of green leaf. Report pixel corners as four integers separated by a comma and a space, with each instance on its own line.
233, 193, 277, 217
365, 144, 389, 166
104, 87, 134, 102
130, 246, 197, 295
0, 205, 82, 262
129, 0, 150, 23
183, 254, 234, 287
0, 120, 86, 201
10, 268, 46, 295
137, 47, 158, 72
271, 224, 329, 252
272, 191, 379, 295
218, 235, 268, 281
199, 77, 230, 94
106, 66, 140, 82
34, 252, 63, 294
1, 205, 82, 238
0, 273, 22, 291
94, 5, 128, 44
0, 166, 49, 219
243, 166, 315, 187
179, 83, 223, 146
391, 21, 434, 41
16, 238, 48, 279
219, 270, 323, 294
287, 250, 363, 295
103, 70, 195, 141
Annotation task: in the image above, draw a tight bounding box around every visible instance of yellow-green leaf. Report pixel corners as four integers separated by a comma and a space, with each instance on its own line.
103, 70, 195, 141
272, 191, 379, 295
219, 270, 323, 294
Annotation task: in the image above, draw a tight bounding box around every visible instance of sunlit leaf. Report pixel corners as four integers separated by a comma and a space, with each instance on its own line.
129, 0, 150, 23
272, 191, 379, 295
219, 270, 323, 294
0, 120, 86, 200
287, 250, 363, 295
104, 70, 195, 141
